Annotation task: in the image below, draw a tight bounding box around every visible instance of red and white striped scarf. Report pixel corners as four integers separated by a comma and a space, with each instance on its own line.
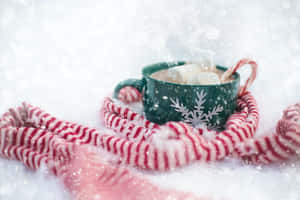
0, 88, 299, 199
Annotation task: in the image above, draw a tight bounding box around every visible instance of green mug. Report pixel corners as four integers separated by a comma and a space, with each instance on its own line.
114, 61, 252, 129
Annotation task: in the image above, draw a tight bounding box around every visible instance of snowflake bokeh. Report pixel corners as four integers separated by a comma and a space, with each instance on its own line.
0, 0, 300, 200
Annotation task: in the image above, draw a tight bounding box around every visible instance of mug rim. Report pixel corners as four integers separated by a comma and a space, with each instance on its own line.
142, 61, 240, 87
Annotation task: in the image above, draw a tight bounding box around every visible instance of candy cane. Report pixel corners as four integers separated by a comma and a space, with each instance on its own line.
221, 58, 258, 97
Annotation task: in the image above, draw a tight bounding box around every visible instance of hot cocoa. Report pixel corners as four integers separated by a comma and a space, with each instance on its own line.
150, 63, 233, 85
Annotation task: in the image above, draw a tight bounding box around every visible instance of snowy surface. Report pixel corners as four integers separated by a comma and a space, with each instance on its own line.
0, 0, 300, 199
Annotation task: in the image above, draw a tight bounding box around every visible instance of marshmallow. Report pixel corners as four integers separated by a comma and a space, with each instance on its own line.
167, 64, 220, 85
187, 71, 221, 85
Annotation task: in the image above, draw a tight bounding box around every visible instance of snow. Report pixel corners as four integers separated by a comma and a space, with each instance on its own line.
0, 159, 71, 200
0, 0, 300, 199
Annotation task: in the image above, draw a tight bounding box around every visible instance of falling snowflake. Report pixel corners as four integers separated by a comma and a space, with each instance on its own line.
170, 90, 223, 128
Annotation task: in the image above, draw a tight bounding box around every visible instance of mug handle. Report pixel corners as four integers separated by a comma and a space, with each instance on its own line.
221, 58, 258, 97
113, 78, 145, 99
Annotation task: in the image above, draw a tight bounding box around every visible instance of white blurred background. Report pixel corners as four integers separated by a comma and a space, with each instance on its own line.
0, 0, 300, 199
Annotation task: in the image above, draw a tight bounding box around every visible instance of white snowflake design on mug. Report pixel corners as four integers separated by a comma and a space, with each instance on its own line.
170, 90, 224, 128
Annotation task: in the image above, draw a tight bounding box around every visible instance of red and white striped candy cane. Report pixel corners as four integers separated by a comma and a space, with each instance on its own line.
221, 58, 258, 97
